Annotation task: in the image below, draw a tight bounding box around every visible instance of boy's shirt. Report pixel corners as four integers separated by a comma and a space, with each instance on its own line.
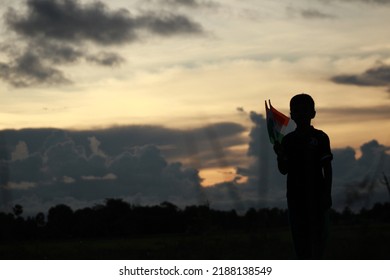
279, 126, 332, 206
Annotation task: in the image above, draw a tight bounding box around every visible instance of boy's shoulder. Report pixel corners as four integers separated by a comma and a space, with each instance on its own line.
311, 127, 330, 139
283, 126, 329, 142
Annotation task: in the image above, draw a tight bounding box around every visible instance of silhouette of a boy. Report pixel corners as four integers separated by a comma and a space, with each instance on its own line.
274, 93, 333, 259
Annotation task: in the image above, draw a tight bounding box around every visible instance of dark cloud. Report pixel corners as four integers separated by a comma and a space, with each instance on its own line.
300, 8, 336, 19
331, 64, 390, 92
238, 110, 390, 212
145, 0, 219, 9
0, 0, 205, 87
331, 140, 390, 210
1, 119, 389, 215
136, 13, 203, 36
167, 0, 201, 7
9, 153, 43, 183
236, 111, 287, 208
2, 40, 85, 64
5, 0, 203, 44
236, 107, 245, 113
40, 44, 83, 64
319, 0, 390, 5
0, 125, 208, 213
331, 64, 390, 86
332, 140, 389, 209
1, 121, 246, 183
67, 122, 247, 168
340, 0, 390, 4
5, 0, 135, 45
0, 121, 258, 214
86, 52, 125, 66
319, 105, 390, 123
287, 6, 336, 19
0, 51, 70, 87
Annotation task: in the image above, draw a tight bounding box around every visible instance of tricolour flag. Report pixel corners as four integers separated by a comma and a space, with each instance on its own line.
265, 100, 290, 144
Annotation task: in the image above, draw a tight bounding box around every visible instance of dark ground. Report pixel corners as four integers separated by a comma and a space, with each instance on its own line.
1, 224, 389, 260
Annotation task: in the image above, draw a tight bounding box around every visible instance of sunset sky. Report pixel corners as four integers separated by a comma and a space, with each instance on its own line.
0, 1, 389, 213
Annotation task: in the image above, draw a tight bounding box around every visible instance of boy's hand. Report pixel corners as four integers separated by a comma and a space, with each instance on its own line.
274, 141, 288, 175
273, 142, 284, 157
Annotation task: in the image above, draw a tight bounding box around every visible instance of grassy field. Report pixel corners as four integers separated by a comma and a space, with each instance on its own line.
1, 224, 389, 259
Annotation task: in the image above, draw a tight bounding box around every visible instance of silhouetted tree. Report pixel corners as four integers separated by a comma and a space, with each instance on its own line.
245, 208, 258, 232
0, 212, 14, 239
183, 205, 212, 234
381, 173, 390, 199
340, 206, 355, 225
100, 198, 132, 236
370, 203, 390, 223
329, 208, 341, 225
35, 212, 45, 227
160, 201, 178, 214
13, 204, 23, 218
47, 204, 74, 237
1, 200, 390, 242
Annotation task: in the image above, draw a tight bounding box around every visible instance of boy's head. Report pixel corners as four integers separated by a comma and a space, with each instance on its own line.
290, 93, 316, 127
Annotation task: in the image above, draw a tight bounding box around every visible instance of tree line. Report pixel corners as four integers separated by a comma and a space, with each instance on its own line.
1, 199, 390, 241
